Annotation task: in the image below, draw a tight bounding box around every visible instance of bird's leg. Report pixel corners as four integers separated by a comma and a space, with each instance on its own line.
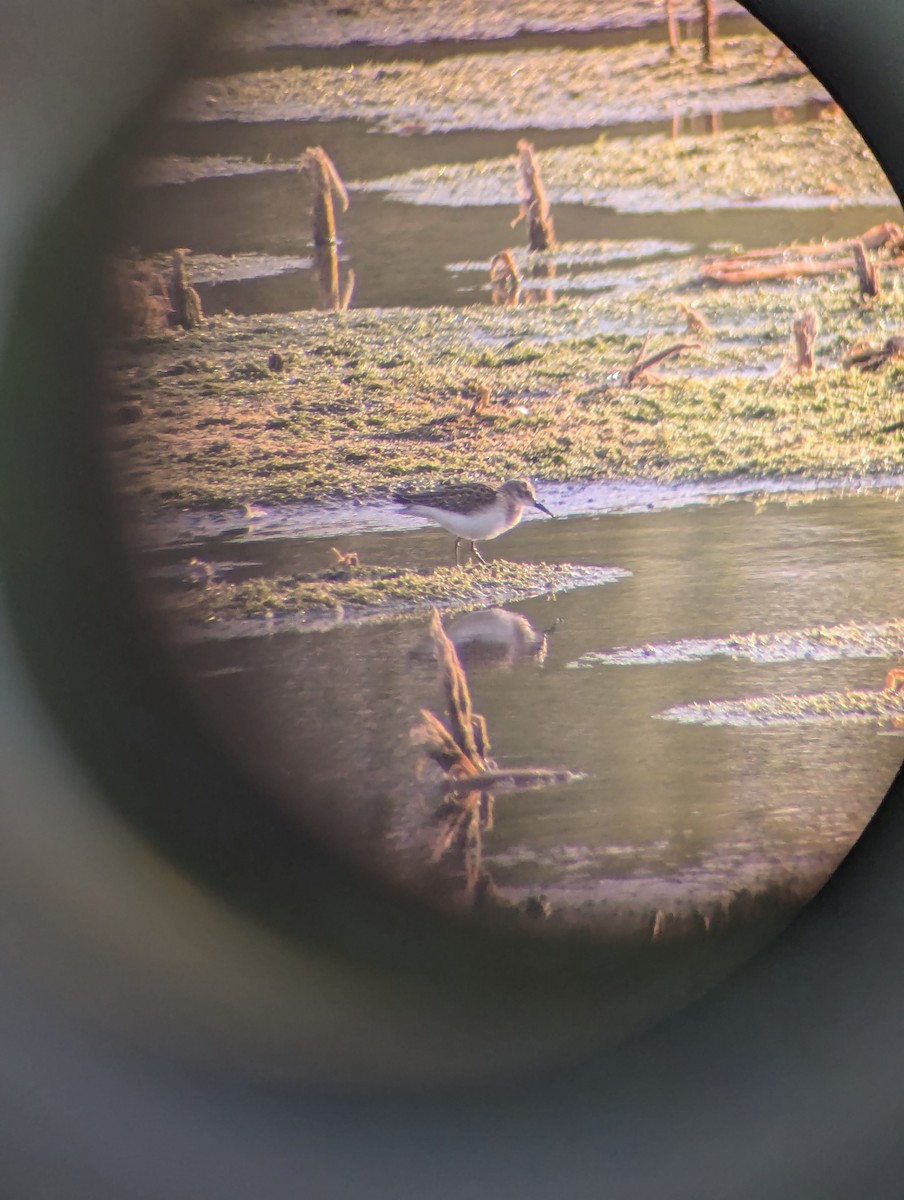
470, 541, 487, 565
454, 537, 462, 567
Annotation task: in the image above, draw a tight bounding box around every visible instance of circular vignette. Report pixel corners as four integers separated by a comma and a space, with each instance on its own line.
0, 0, 903, 1105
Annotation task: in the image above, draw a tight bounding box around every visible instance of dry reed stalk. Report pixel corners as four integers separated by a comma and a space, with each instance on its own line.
302, 146, 349, 247
167, 249, 203, 330
489, 250, 521, 306
852, 239, 880, 299
512, 139, 556, 252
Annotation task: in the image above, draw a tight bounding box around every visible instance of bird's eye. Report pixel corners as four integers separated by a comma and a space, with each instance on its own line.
7, 0, 903, 1088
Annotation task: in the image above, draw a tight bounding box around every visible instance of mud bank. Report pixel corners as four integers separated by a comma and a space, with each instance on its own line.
104, 277, 904, 511
176, 35, 825, 132
213, 0, 745, 53
358, 118, 896, 212
169, 559, 628, 633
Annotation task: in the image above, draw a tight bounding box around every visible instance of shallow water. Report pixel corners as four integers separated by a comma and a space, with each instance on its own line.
151, 491, 904, 920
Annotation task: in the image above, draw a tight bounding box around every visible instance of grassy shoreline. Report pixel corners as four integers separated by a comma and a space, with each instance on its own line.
105, 271, 904, 512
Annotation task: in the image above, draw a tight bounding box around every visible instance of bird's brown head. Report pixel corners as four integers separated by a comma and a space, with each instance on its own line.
500, 479, 553, 516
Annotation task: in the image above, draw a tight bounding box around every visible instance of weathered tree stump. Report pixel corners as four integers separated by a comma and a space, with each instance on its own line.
168, 249, 203, 330
791, 308, 819, 373
701, 0, 717, 66
301, 146, 349, 247
852, 238, 880, 299
512, 139, 556, 252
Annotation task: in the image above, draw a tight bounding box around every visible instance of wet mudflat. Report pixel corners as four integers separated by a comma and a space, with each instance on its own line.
144, 489, 904, 926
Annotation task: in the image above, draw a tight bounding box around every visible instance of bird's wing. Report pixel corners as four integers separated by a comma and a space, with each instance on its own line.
394, 483, 497, 512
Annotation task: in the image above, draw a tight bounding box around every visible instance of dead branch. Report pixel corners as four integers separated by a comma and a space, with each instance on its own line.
676, 300, 713, 337
444, 768, 584, 796
844, 335, 904, 372
622, 334, 701, 386
512, 139, 556, 252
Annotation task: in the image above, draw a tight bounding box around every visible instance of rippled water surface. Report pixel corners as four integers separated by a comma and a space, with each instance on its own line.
149, 490, 904, 920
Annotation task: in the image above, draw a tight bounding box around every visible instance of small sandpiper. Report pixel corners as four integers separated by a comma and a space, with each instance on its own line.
393, 479, 553, 565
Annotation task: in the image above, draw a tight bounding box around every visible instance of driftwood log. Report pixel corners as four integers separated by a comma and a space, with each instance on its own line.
700, 223, 903, 286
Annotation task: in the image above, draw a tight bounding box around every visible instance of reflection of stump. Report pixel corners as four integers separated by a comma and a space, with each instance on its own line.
791, 308, 819, 373
513, 140, 555, 252
313, 243, 355, 311
168, 249, 203, 330
701, 0, 717, 66
489, 250, 521, 307
852, 239, 880, 299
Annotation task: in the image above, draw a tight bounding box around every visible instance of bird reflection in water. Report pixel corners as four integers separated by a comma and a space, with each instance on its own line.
412, 606, 555, 669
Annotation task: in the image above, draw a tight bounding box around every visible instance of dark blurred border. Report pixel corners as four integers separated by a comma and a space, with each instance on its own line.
0, 0, 903, 1195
